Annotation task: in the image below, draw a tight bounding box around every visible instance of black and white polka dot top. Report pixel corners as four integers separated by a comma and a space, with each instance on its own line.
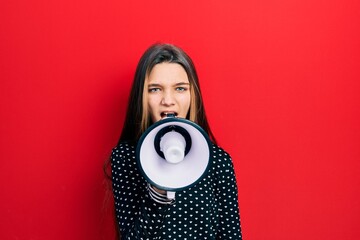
111, 142, 242, 239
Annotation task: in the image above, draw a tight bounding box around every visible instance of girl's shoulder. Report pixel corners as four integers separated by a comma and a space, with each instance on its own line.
111, 142, 138, 174
111, 142, 136, 162
209, 143, 235, 171
112, 141, 136, 154
210, 143, 231, 158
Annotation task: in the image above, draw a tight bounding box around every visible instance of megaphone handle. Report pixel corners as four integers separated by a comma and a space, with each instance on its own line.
167, 191, 175, 199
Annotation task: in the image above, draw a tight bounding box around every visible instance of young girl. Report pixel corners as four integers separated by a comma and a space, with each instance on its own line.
111, 43, 242, 239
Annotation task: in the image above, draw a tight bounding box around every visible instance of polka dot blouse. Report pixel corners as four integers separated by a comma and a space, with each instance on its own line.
111, 142, 242, 239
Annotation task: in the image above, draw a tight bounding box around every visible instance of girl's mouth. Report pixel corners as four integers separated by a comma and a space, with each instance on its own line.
161, 112, 177, 118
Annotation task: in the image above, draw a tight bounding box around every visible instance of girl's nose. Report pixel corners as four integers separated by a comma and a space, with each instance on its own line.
161, 92, 175, 105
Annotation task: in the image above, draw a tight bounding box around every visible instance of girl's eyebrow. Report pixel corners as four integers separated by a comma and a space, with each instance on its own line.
148, 82, 190, 87
174, 82, 190, 86
148, 83, 161, 87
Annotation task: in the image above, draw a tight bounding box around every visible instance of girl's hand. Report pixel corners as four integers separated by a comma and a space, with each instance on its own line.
152, 185, 167, 195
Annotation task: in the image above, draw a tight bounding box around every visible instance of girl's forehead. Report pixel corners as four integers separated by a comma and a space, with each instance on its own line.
146, 63, 189, 83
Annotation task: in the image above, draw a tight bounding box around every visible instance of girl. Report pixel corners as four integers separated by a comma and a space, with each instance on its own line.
110, 43, 242, 239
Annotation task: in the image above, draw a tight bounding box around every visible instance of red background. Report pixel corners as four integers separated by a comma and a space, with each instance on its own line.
1, 0, 359, 239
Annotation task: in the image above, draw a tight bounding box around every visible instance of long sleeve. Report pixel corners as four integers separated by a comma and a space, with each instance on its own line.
213, 147, 242, 239
111, 143, 170, 239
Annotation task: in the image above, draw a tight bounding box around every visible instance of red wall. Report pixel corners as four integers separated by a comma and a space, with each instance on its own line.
1, 0, 359, 239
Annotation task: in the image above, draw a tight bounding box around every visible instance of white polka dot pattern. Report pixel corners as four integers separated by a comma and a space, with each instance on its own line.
111, 142, 242, 239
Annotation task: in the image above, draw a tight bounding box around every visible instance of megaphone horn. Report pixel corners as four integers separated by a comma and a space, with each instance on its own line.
136, 117, 212, 200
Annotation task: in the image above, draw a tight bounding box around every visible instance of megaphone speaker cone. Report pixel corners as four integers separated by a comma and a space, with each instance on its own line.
160, 131, 186, 164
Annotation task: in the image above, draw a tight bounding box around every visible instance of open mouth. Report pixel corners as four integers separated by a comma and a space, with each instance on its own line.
161, 112, 177, 118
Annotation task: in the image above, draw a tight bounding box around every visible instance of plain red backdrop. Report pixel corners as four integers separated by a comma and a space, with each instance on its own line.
1, 0, 359, 239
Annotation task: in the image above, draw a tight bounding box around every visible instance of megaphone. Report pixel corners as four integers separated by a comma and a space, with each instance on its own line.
136, 116, 212, 200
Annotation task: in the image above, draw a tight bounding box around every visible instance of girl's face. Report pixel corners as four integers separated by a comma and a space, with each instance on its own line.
146, 62, 191, 123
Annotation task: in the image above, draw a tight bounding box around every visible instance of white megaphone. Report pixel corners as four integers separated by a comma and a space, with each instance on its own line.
136, 115, 212, 200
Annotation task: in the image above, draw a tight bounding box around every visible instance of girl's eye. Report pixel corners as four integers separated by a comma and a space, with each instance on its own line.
149, 88, 160, 93
176, 87, 187, 92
